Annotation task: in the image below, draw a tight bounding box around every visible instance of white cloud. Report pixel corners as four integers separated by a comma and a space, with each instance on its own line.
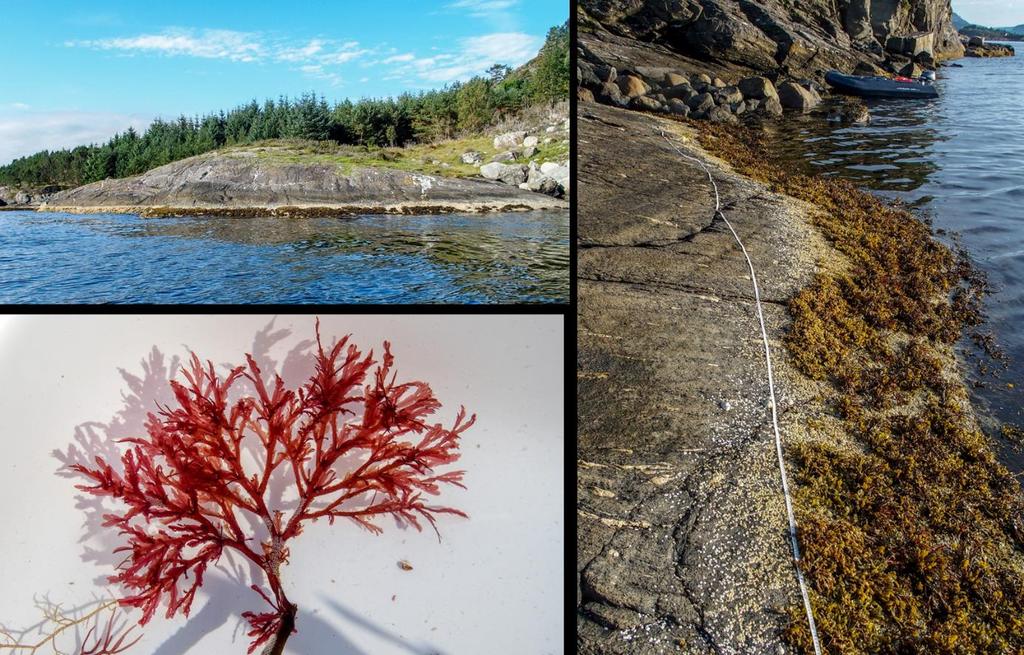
0, 111, 152, 166
298, 65, 343, 87
401, 32, 541, 83
72, 29, 264, 62
277, 39, 325, 62
447, 0, 520, 16
382, 53, 416, 64
318, 46, 368, 66
63, 25, 542, 89
67, 29, 369, 86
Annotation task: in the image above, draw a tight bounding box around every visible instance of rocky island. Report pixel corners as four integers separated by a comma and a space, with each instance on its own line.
578, 1, 1024, 654
1, 22, 571, 219
36, 125, 570, 217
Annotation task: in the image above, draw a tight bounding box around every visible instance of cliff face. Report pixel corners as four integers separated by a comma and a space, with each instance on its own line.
579, 0, 963, 79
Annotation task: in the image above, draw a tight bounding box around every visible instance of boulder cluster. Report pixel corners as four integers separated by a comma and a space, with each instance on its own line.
467, 123, 570, 198
578, 57, 833, 123
0, 185, 57, 207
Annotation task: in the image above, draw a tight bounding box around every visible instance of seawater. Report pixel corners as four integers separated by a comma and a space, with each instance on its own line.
0, 210, 569, 304
765, 49, 1024, 449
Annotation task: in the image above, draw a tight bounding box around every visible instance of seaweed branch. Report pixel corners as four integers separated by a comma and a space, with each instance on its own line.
61, 320, 473, 655
0, 597, 140, 655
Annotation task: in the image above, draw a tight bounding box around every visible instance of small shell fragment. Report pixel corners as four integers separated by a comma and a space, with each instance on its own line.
398, 560, 413, 571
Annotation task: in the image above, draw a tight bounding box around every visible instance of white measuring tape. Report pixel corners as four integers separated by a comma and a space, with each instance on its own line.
659, 129, 822, 655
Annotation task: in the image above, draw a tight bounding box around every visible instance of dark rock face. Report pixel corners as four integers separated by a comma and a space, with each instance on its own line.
579, 0, 964, 82
42, 152, 566, 214
598, 81, 629, 107
899, 61, 926, 77
840, 0, 874, 41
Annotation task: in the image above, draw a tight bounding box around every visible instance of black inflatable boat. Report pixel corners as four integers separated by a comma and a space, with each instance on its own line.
824, 70, 938, 99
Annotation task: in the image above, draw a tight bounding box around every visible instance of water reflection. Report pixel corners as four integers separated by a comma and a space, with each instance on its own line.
763, 97, 944, 194
0, 211, 570, 304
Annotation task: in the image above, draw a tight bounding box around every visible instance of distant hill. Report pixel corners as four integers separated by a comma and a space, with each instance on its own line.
959, 23, 1024, 41
952, 9, 1024, 39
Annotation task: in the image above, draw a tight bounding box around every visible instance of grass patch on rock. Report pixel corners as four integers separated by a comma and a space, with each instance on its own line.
690, 120, 1024, 653
220, 136, 569, 179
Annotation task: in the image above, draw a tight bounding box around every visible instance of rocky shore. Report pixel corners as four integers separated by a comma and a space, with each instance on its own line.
6, 109, 571, 216
579, 103, 1024, 655
962, 35, 1016, 57
578, 102, 827, 653
578, 1, 1024, 652
576, 0, 989, 128
37, 143, 568, 217
0, 185, 58, 209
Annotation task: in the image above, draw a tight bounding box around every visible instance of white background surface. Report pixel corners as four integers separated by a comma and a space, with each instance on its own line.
0, 315, 563, 655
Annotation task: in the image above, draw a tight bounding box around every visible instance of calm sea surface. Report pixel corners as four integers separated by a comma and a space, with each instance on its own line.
0, 210, 569, 304
765, 50, 1024, 437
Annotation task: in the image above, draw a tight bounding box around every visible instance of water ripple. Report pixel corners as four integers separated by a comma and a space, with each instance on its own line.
766, 53, 1024, 425
0, 211, 570, 304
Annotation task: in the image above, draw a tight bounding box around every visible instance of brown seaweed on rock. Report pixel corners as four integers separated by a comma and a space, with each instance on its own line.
689, 119, 1024, 654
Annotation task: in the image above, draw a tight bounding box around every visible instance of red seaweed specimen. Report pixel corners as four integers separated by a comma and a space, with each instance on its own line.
68, 322, 472, 654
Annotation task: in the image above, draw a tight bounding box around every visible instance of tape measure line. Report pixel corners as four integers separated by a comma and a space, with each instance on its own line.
659, 129, 822, 655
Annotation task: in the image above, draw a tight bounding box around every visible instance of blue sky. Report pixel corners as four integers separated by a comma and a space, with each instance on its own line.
954, 1, 1024, 26
0, 0, 567, 165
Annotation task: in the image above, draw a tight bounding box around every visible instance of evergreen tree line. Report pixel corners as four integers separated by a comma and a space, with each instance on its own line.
1, 23, 568, 189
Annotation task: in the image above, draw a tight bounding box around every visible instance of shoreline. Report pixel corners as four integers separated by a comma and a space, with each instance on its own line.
578, 100, 1024, 653
693, 117, 1024, 652
33, 201, 568, 218
578, 102, 830, 652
